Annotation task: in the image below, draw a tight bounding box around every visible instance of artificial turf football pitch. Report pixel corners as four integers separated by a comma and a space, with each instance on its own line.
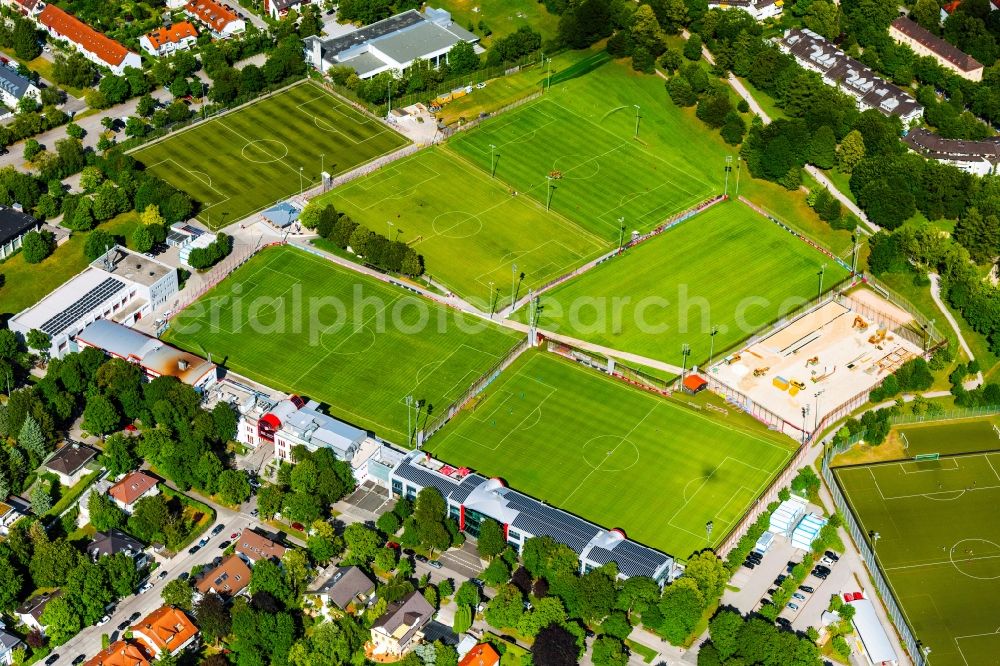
162, 245, 522, 442
521, 201, 852, 365
132, 81, 408, 228
835, 419, 1000, 666
425, 351, 796, 558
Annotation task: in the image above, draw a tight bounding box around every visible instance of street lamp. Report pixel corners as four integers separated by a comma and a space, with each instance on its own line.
869, 530, 881, 549
818, 263, 826, 299
489, 144, 497, 178
546, 175, 554, 211
298, 166, 304, 196
724, 156, 733, 197
633, 104, 641, 139
618, 217, 625, 252
705, 520, 713, 543
681, 343, 691, 381
709, 325, 719, 367
405, 395, 415, 446
801, 405, 809, 444
510, 263, 518, 311
814, 389, 824, 431
488, 280, 495, 316
320, 152, 325, 177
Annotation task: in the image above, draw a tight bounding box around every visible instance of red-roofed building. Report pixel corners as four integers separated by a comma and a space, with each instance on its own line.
131, 606, 199, 659
139, 22, 199, 57
37, 5, 141, 75
184, 0, 245, 38
682, 374, 708, 394
458, 644, 500, 666
83, 641, 149, 666
108, 471, 159, 512
264, 0, 308, 20
2, 0, 44, 18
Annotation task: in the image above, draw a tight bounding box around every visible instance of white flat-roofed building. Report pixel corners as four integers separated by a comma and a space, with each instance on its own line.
274, 400, 366, 462
707, 0, 783, 21
847, 596, 898, 665
8, 246, 177, 359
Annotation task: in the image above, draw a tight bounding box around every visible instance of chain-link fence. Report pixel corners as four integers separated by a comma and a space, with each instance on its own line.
889, 405, 1000, 426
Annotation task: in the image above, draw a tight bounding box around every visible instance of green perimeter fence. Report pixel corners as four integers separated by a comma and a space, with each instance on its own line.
889, 405, 1000, 426
822, 449, 927, 666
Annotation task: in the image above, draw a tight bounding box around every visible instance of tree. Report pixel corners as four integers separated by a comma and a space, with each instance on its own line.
217, 469, 251, 505
13, 19, 41, 61
249, 558, 292, 603
803, 0, 840, 40
0, 557, 24, 613
87, 491, 126, 532
683, 34, 702, 61
100, 433, 137, 477
137, 95, 157, 118
376, 511, 401, 536
66, 123, 84, 140
913, 0, 941, 31
481, 557, 511, 587
132, 225, 154, 254
658, 578, 704, 645
476, 518, 506, 560
23, 139, 41, 162
448, 41, 480, 75
630, 4, 666, 56
667, 75, 697, 106
21, 227, 55, 264
83, 228, 113, 260
532, 623, 579, 666
257, 485, 284, 519
708, 608, 743, 660
683, 551, 727, 602
720, 112, 746, 145
485, 584, 523, 630
518, 596, 567, 637
808, 125, 837, 169
455, 581, 480, 608
83, 392, 119, 436
139, 203, 165, 228
576, 567, 617, 624
196, 593, 231, 645
39, 596, 80, 645
19, 414, 47, 462
26, 329, 51, 356
838, 129, 866, 171
592, 636, 628, 666
374, 547, 397, 573
452, 604, 473, 634
307, 520, 342, 563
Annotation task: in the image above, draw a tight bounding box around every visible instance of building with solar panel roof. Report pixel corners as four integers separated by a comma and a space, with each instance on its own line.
389, 450, 680, 584
9, 245, 178, 358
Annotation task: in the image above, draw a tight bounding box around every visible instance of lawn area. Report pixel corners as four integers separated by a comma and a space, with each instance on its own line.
519, 199, 851, 366
0, 211, 140, 318
0, 47, 89, 99
425, 351, 795, 558
162, 244, 523, 442
834, 446, 1000, 666
316, 145, 606, 310
132, 81, 408, 228
448, 57, 722, 242
432, 0, 561, 43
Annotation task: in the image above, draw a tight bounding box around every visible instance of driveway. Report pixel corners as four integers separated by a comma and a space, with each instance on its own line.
332, 481, 394, 524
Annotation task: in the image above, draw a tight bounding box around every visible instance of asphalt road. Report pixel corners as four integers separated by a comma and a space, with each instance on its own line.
48, 504, 251, 666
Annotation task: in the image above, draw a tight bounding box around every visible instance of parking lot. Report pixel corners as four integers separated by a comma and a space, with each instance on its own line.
334, 481, 395, 524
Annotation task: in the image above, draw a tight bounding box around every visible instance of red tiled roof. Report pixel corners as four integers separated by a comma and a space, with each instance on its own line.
108, 471, 158, 506
38, 5, 133, 68
890, 17, 982, 72
942, 0, 961, 12
185, 0, 238, 31
131, 606, 199, 658
196, 555, 251, 598
144, 22, 198, 49
235, 529, 286, 563
458, 644, 500, 666
683, 374, 708, 392
83, 641, 150, 666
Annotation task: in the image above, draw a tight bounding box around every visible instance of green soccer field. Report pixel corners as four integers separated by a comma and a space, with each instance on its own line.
132, 82, 408, 229
162, 245, 523, 442
520, 200, 851, 365
835, 433, 1000, 666
448, 62, 721, 242
896, 416, 1000, 457
424, 351, 795, 558
316, 146, 607, 311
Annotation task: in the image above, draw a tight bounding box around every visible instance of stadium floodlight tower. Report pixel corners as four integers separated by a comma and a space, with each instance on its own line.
546, 176, 554, 211
705, 520, 713, 544
813, 389, 825, 430
817, 263, 826, 299
618, 217, 626, 253
633, 105, 641, 139
488, 280, 496, 317
490, 144, 498, 178
869, 530, 881, 550
708, 325, 719, 366
299, 166, 304, 196
510, 264, 518, 311
405, 395, 416, 447
724, 156, 733, 197
801, 405, 809, 444
680, 344, 691, 381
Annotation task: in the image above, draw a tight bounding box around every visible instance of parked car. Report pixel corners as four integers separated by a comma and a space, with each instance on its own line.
157, 570, 168, 580
470, 578, 484, 588
138, 581, 153, 594
415, 555, 429, 563
72, 655, 86, 665
45, 655, 59, 665
775, 617, 792, 629
799, 585, 814, 593
177, 572, 190, 581
743, 560, 756, 570
97, 615, 111, 626
774, 575, 787, 586
198, 537, 210, 547
218, 540, 231, 550
230, 531, 240, 539
787, 602, 799, 611
428, 560, 443, 569
792, 592, 806, 601
786, 561, 797, 573
291, 522, 305, 531
813, 565, 831, 575
386, 541, 400, 550
811, 568, 829, 580
188, 545, 201, 555
403, 549, 416, 557
824, 550, 840, 562
212, 524, 226, 536
117, 620, 130, 631
250, 508, 259, 517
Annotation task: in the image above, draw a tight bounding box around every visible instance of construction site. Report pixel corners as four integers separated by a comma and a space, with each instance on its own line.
707, 287, 926, 439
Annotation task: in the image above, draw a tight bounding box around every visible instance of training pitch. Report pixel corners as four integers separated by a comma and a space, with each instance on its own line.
523, 201, 852, 364
132, 82, 408, 228
162, 245, 522, 442
835, 420, 1000, 666
424, 351, 795, 558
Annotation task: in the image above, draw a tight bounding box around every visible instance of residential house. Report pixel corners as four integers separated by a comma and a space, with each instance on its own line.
313, 566, 375, 617
16, 590, 60, 635
303, 8, 480, 79
902, 126, 1000, 175
43, 442, 97, 486
139, 22, 198, 58
235, 529, 286, 565
36, 5, 142, 76
108, 471, 159, 513
0, 205, 40, 260
706, 0, 782, 21
195, 555, 252, 600
264, 0, 307, 20
131, 606, 199, 659
3, 0, 44, 17
184, 0, 245, 38
0, 628, 24, 666
890, 17, 983, 81
0, 66, 39, 110
0, 500, 25, 536
87, 529, 148, 568
370, 590, 435, 657
777, 28, 924, 125
458, 644, 500, 666
83, 640, 150, 666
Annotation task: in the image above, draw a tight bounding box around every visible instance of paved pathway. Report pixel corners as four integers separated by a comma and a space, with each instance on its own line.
929, 273, 983, 388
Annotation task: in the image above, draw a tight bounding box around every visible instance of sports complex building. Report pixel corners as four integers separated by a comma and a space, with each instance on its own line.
9, 246, 178, 359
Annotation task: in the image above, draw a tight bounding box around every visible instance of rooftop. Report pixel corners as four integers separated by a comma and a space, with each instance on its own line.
83, 640, 150, 666
88, 529, 146, 558
131, 606, 199, 657
890, 17, 982, 72
39, 5, 135, 68
902, 126, 1000, 163
458, 644, 500, 666
847, 597, 897, 664
16, 590, 60, 622
373, 590, 434, 646
318, 566, 375, 609
0, 66, 35, 101
44, 442, 97, 477
260, 201, 301, 228
91, 246, 173, 287
0, 205, 38, 247
10, 268, 127, 337
196, 554, 251, 598
108, 470, 158, 506
185, 0, 239, 31
281, 400, 366, 454
144, 21, 198, 49
235, 529, 286, 562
